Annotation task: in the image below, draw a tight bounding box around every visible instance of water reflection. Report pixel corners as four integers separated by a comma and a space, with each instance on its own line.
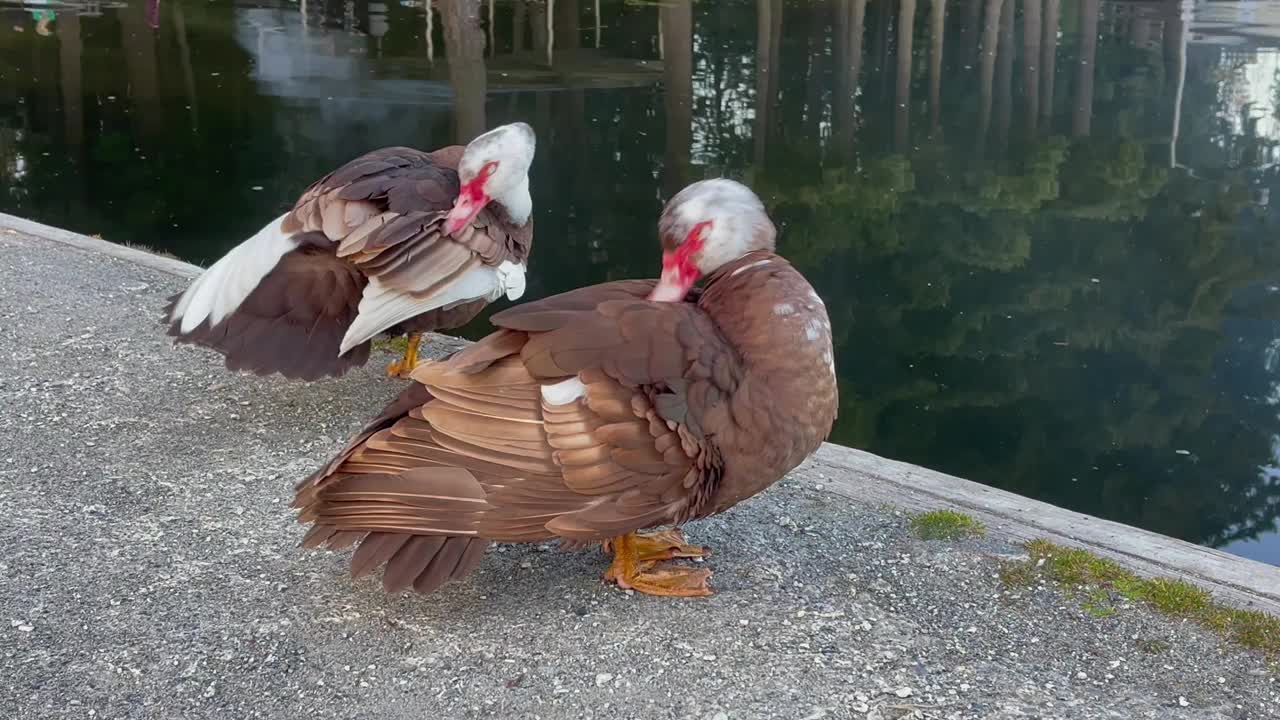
2, 0, 1280, 564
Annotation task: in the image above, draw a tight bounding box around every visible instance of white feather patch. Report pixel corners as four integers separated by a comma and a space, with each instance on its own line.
339, 265, 501, 353
541, 377, 587, 405
171, 213, 297, 333
497, 260, 526, 301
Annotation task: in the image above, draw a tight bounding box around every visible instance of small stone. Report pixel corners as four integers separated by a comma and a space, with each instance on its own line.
1178, 697, 1189, 707
894, 687, 913, 698
1076, 672, 1087, 680
711, 713, 729, 720
16, 624, 32, 632
595, 672, 614, 687
959, 683, 971, 692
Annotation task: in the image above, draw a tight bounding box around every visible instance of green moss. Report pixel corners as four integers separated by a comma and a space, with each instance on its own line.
1026, 541, 1127, 586
1141, 578, 1211, 616
909, 510, 986, 541
997, 560, 1038, 588
1011, 540, 1280, 658
372, 335, 412, 354
121, 241, 183, 261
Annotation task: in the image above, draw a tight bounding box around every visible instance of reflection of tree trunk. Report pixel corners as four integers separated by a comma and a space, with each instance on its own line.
976, 0, 1003, 153
120, 0, 163, 138
173, 3, 200, 133
1072, 0, 1098, 137
488, 0, 495, 56
834, 0, 852, 145
425, 0, 435, 62
1022, 0, 1041, 134
995, 0, 1013, 151
554, 0, 578, 53
871, 0, 892, 100
530, 1, 548, 56
1131, 17, 1150, 48
804, 10, 827, 138
928, 0, 946, 135
661, 0, 693, 196
895, 0, 916, 151
963, 0, 983, 63
1040, 0, 1059, 126
546, 0, 555, 64
833, 0, 868, 154
1167, 0, 1190, 167
440, 0, 487, 143
753, 0, 776, 166
354, 0, 370, 34
512, 0, 526, 51
57, 11, 83, 149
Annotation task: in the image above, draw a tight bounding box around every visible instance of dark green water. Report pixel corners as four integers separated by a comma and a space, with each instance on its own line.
3, 0, 1280, 564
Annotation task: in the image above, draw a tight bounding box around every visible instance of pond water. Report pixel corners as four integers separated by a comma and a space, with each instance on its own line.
3, 0, 1279, 564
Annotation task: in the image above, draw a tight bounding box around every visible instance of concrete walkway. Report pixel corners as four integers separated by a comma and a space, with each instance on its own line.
1, 220, 1277, 720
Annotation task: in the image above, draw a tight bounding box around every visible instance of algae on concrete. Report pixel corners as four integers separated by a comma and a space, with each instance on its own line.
909, 509, 986, 540
1002, 539, 1280, 658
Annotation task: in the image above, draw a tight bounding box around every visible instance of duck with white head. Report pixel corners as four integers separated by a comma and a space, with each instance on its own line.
164, 122, 537, 381
289, 178, 838, 598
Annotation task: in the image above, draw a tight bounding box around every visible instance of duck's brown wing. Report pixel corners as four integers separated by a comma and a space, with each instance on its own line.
291, 280, 741, 592
163, 232, 372, 380
284, 147, 526, 351
166, 146, 524, 380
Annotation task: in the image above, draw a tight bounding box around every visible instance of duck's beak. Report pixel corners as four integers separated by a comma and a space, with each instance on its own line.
445, 191, 488, 236
648, 252, 698, 302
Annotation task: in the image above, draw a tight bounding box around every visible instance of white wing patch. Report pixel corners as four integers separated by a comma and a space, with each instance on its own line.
497, 260, 526, 301
541, 377, 587, 405
339, 265, 503, 354
339, 260, 527, 354
170, 213, 298, 333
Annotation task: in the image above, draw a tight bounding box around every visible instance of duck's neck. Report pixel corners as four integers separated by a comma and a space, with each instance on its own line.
493, 176, 532, 227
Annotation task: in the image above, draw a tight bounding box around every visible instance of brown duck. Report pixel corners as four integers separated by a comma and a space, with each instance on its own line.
164, 122, 536, 380
293, 178, 838, 597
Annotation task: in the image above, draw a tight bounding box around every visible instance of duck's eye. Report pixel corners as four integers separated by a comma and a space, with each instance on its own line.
479, 161, 500, 180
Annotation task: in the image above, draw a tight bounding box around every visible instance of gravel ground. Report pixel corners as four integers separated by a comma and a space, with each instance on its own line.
1, 229, 1277, 720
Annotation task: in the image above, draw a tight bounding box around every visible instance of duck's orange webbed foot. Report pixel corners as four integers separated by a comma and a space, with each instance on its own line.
602, 531, 712, 598
385, 333, 422, 378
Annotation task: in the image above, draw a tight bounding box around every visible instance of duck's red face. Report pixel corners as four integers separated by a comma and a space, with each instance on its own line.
445, 161, 499, 235
648, 220, 710, 302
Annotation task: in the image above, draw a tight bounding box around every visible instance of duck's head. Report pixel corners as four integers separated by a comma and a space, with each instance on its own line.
445, 122, 537, 235
650, 178, 777, 302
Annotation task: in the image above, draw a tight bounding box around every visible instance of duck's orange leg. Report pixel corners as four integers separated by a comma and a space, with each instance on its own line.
385, 333, 421, 378
602, 531, 712, 598
603, 528, 709, 562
